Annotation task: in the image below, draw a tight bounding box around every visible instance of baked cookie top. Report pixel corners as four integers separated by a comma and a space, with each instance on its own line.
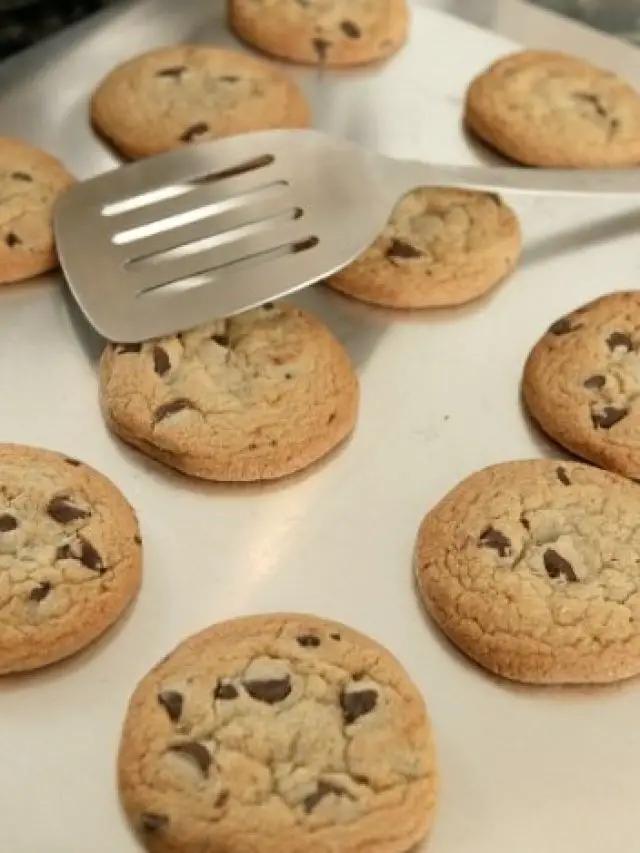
327, 188, 521, 308
0, 444, 141, 675
523, 291, 640, 480
0, 137, 74, 285
100, 303, 359, 481
415, 459, 640, 684
91, 45, 310, 159
229, 0, 408, 67
118, 613, 437, 853
465, 50, 640, 167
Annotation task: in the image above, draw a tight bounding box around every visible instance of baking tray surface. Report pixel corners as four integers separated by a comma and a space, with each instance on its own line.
1, 2, 640, 852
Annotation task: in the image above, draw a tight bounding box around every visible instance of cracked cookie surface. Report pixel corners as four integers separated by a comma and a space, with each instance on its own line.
90, 46, 310, 159
118, 612, 437, 853
0, 444, 141, 674
523, 291, 640, 480
327, 188, 521, 309
415, 459, 640, 684
229, 0, 408, 68
465, 50, 640, 167
0, 137, 74, 285
99, 303, 359, 482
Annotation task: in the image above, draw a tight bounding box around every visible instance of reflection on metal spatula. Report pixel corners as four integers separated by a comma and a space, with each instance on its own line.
53, 128, 640, 342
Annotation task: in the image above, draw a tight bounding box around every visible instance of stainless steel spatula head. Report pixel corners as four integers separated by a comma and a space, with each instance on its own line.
54, 128, 640, 342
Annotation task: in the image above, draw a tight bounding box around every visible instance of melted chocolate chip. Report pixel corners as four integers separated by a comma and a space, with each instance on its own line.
158, 690, 183, 722
117, 343, 143, 354
556, 466, 571, 486
64, 457, 82, 466
5, 232, 21, 247
386, 238, 423, 260
520, 514, 530, 531
243, 675, 292, 704
55, 544, 73, 561
341, 688, 378, 725
478, 526, 511, 558
263, 302, 274, 311
543, 548, 578, 582
297, 634, 321, 648
584, 374, 606, 390
312, 37, 331, 61
155, 65, 187, 78
592, 406, 629, 429
179, 122, 209, 144
0, 514, 17, 532
211, 333, 229, 347
574, 91, 608, 118
29, 581, 52, 602
214, 681, 238, 701
328, 412, 336, 424
47, 495, 91, 524
303, 780, 348, 813
155, 398, 196, 422
548, 317, 579, 336
140, 813, 169, 833
168, 742, 211, 777
152, 346, 171, 376
215, 791, 230, 808
330, 632, 341, 641
352, 773, 370, 785
340, 20, 361, 38
607, 331, 634, 352
11, 171, 32, 181
80, 539, 104, 572
134, 533, 142, 545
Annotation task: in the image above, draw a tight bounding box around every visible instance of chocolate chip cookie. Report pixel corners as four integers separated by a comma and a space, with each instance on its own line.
229, 0, 409, 68
415, 459, 640, 684
523, 291, 640, 479
0, 137, 74, 285
327, 188, 521, 309
465, 50, 640, 167
0, 444, 142, 675
118, 612, 437, 853
91, 46, 310, 159
99, 303, 359, 481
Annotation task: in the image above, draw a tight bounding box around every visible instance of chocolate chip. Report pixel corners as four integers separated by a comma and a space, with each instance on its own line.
0, 514, 17, 532
64, 457, 81, 466
5, 232, 21, 247
386, 238, 423, 260
284, 373, 293, 380
243, 675, 292, 704
584, 374, 606, 390
312, 37, 331, 61
340, 20, 361, 38
478, 526, 511, 558
158, 690, 183, 722
263, 302, 274, 310
11, 171, 32, 181
214, 681, 238, 701
80, 539, 104, 572
179, 122, 209, 144
140, 813, 169, 833
556, 466, 571, 486
352, 671, 365, 682
297, 634, 321, 648
352, 773, 370, 785
116, 343, 143, 354
543, 548, 578, 582
29, 581, 52, 602
592, 406, 629, 429
574, 91, 608, 118
341, 688, 378, 724
606, 331, 633, 352
328, 412, 336, 424
134, 533, 142, 545
47, 495, 91, 524
155, 398, 197, 421
168, 742, 211, 777
215, 791, 230, 808
55, 544, 73, 561
303, 780, 349, 813
520, 514, 530, 531
211, 333, 229, 347
152, 346, 171, 376
155, 65, 186, 78
330, 632, 341, 641
218, 75, 239, 83
548, 317, 579, 336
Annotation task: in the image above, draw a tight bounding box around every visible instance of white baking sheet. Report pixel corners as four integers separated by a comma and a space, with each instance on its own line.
1, 1, 640, 851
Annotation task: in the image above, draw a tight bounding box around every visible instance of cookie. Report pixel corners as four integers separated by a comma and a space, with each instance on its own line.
118, 612, 437, 853
465, 50, 640, 167
327, 188, 521, 309
99, 303, 359, 482
91, 46, 310, 160
415, 459, 640, 684
229, 0, 408, 68
0, 137, 74, 285
0, 443, 141, 675
522, 291, 640, 480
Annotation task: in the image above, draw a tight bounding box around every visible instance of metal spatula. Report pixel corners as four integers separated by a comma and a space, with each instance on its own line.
53, 128, 640, 342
